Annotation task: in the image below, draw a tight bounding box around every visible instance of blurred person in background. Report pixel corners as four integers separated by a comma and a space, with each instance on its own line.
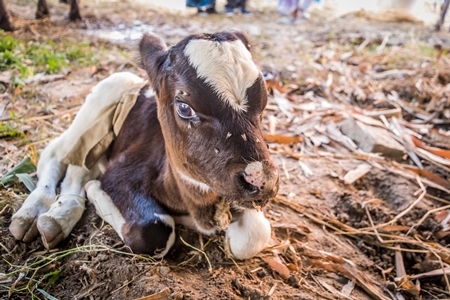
187, 0, 217, 15
277, 0, 313, 24
225, 0, 251, 16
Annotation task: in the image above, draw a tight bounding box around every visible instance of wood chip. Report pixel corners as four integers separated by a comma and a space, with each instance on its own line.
341, 280, 355, 296
24, 73, 67, 84
340, 117, 405, 160
343, 163, 372, 184
299, 161, 314, 178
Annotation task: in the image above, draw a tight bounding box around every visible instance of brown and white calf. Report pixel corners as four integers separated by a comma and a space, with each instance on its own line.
9, 31, 279, 259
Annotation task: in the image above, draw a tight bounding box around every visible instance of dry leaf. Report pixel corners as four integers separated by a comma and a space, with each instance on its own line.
415, 148, 450, 166
262, 132, 302, 144
434, 231, 450, 239
134, 288, 170, 300
379, 225, 410, 232
404, 167, 450, 189
435, 210, 450, 225
262, 257, 291, 280
411, 136, 450, 160
315, 276, 353, 300
272, 223, 311, 237
434, 210, 450, 238
410, 267, 450, 281
395, 247, 420, 297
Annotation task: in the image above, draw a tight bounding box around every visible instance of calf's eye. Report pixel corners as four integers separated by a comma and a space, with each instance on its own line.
175, 101, 196, 119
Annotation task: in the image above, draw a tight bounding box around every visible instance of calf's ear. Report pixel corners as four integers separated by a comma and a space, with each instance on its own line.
140, 33, 168, 84
230, 30, 251, 52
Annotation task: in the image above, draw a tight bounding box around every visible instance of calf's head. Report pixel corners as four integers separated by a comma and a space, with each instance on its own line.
140, 31, 279, 209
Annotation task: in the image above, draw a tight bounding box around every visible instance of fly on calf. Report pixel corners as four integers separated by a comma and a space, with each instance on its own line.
9, 31, 279, 259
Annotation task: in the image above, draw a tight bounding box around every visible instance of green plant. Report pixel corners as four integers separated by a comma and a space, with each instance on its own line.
0, 120, 25, 139
0, 33, 96, 84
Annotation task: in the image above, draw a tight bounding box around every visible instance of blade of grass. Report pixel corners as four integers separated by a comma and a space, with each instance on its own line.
179, 236, 212, 273
37, 288, 58, 300
15, 173, 36, 192
1, 156, 36, 186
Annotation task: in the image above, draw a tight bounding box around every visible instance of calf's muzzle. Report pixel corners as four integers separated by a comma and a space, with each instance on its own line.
233, 160, 279, 208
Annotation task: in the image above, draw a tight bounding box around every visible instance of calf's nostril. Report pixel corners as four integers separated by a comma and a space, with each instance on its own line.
237, 172, 260, 195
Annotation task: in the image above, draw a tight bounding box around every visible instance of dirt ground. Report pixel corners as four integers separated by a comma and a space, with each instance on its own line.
1, 1, 450, 299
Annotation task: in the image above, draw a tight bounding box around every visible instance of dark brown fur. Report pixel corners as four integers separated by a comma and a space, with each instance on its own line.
0, 0, 14, 31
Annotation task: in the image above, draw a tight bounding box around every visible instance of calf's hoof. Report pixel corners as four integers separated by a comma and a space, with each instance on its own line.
9, 188, 56, 242
37, 215, 65, 249
225, 210, 271, 260
9, 218, 39, 242
37, 195, 86, 249
122, 217, 175, 257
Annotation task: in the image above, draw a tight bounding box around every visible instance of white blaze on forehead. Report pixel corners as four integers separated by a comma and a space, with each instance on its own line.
184, 39, 260, 112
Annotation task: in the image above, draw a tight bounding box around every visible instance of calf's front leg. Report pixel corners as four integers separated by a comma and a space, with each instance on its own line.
85, 180, 175, 257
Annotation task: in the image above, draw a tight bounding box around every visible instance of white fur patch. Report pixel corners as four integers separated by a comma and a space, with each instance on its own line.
176, 169, 210, 193
85, 180, 126, 239
184, 39, 259, 112
154, 213, 176, 257
225, 210, 271, 259
144, 88, 155, 99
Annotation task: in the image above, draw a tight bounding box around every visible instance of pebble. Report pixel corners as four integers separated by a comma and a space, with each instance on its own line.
159, 266, 170, 276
